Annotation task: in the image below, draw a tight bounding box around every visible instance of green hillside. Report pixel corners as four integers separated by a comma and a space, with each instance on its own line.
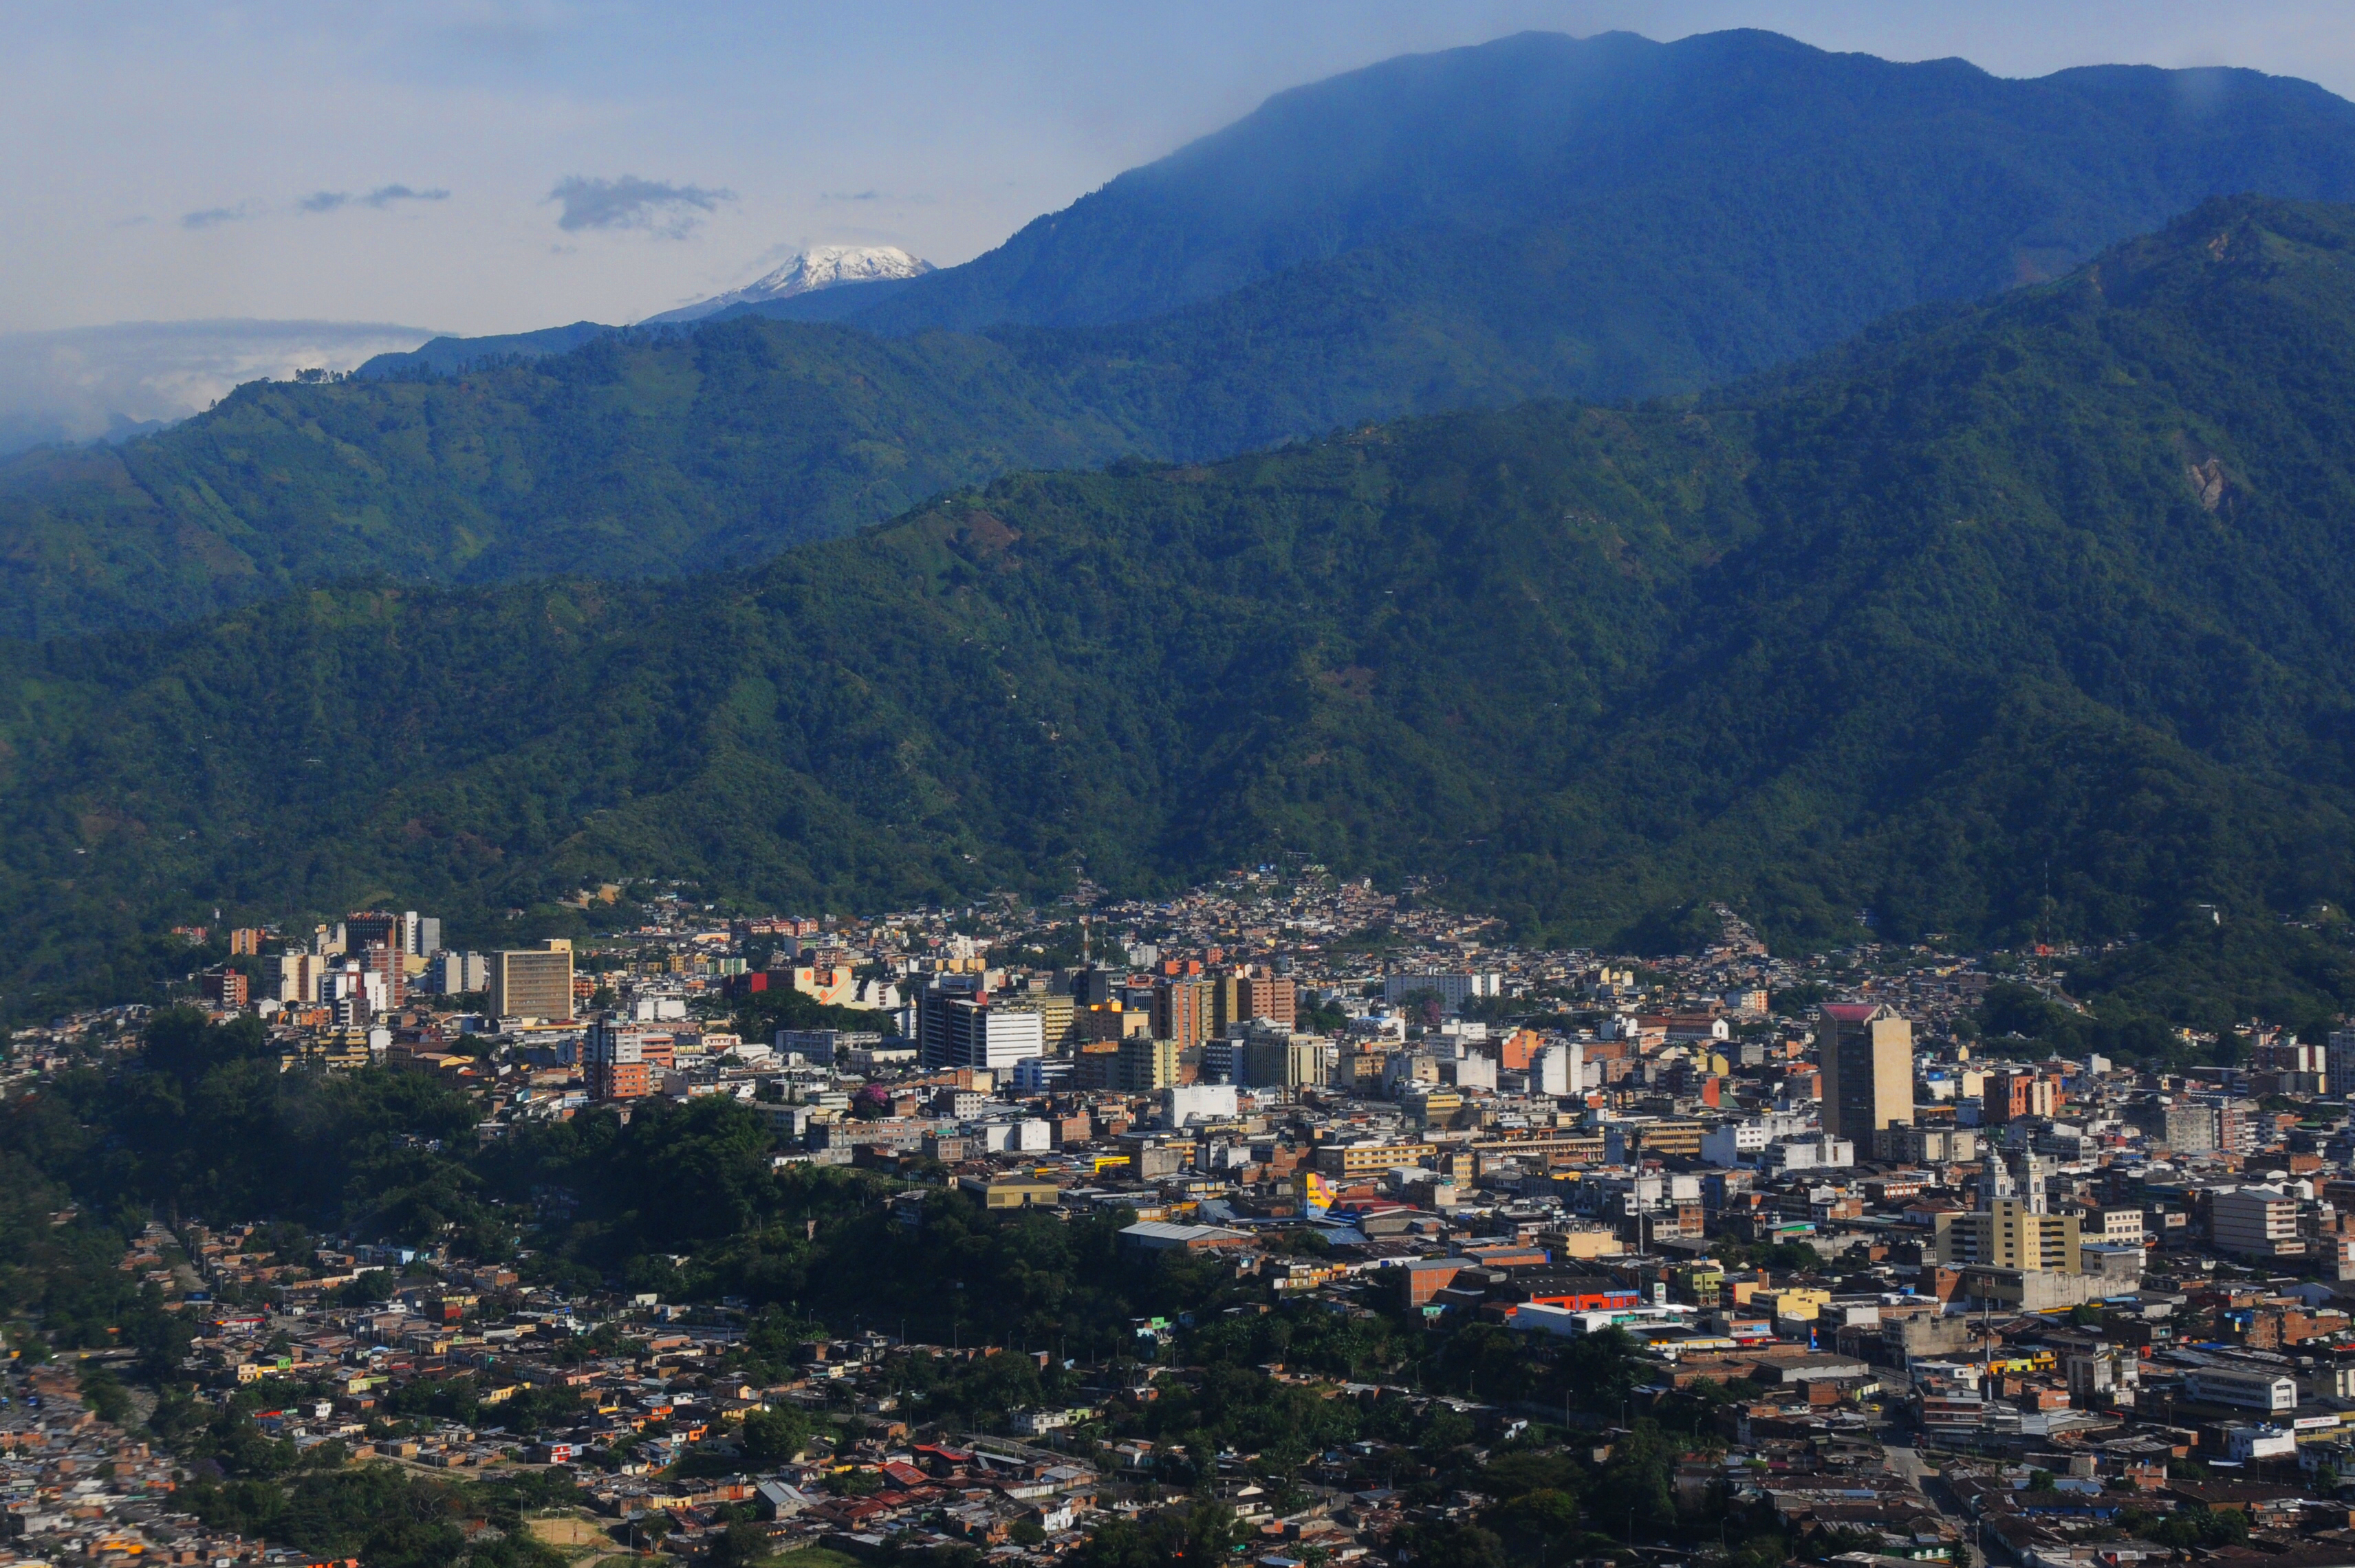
0, 325, 1137, 640
5, 197, 2355, 1008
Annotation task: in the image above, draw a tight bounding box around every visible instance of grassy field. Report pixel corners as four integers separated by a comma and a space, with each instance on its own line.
527, 1510, 630, 1565
768, 1549, 861, 1568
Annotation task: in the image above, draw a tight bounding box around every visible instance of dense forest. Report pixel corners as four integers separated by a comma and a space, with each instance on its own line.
6, 199, 2355, 1009
16, 32, 2355, 636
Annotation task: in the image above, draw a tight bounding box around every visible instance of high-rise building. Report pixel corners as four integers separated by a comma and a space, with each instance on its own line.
1200, 1037, 1239, 1085
358, 942, 404, 1011
1206, 968, 1297, 1033
1983, 1069, 2058, 1124
1236, 972, 1296, 1030
1238, 1032, 1323, 1091
1081, 1002, 1151, 1042
199, 969, 248, 1008
583, 1018, 651, 1102
428, 950, 489, 995
1533, 1042, 1580, 1097
2328, 1030, 2355, 1098
398, 912, 442, 957
998, 988, 1076, 1052
490, 940, 574, 1021
321, 960, 387, 1027
278, 952, 326, 1004
916, 978, 1045, 1069
1118, 1036, 1180, 1093
1153, 979, 1215, 1049
1072, 1041, 1122, 1091
345, 911, 402, 961
1816, 1003, 1913, 1140
228, 928, 265, 957
2212, 1186, 2303, 1261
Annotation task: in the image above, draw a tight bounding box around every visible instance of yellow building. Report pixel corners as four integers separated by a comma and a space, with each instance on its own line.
1934, 1200, 2082, 1272
1819, 1003, 1913, 1140
1752, 1286, 1832, 1321
491, 940, 574, 1021
1315, 1141, 1438, 1178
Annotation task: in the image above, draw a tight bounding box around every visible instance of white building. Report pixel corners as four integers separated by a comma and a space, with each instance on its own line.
1382, 971, 1502, 1008
979, 1120, 1053, 1153
1698, 1111, 1819, 1167
2213, 1186, 2302, 1261
2184, 1367, 2298, 1413
1163, 1084, 1240, 1126
1534, 1042, 1580, 1097
1757, 1135, 1855, 1173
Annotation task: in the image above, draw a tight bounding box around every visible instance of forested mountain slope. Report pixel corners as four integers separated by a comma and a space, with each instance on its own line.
14, 30, 2355, 639
3, 198, 2354, 1006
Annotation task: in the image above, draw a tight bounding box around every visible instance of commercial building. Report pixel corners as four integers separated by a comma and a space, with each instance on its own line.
343, 911, 402, 962
1238, 1031, 1325, 1091
1817, 1002, 1912, 1140
357, 941, 404, 1010
1152, 979, 1215, 1049
321, 960, 389, 1027
1935, 1199, 2082, 1272
1874, 1125, 1981, 1163
490, 940, 574, 1021
999, 988, 1076, 1051
917, 981, 1047, 1071
2212, 1186, 2304, 1261
2182, 1367, 2298, 1413
1983, 1069, 2059, 1124
1934, 1155, 2080, 1272
2330, 1028, 2355, 1098
427, 950, 489, 995
2134, 1100, 2217, 1154
1163, 1084, 1239, 1126
583, 1019, 651, 1102
400, 912, 441, 957
1381, 971, 1501, 1010
1315, 1140, 1438, 1178
277, 952, 327, 1005
1117, 1035, 1180, 1093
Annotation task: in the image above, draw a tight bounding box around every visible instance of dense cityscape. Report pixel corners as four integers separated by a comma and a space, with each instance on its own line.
21, 15, 2355, 1568
7, 869, 2355, 1568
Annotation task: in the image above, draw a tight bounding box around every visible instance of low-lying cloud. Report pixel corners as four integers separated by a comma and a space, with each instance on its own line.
548, 175, 735, 237
299, 184, 451, 214
0, 319, 437, 455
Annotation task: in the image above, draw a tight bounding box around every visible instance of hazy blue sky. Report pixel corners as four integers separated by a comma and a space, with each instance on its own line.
8, 1, 2355, 338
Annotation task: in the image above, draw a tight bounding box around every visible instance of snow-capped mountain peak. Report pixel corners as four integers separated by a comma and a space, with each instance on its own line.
645, 246, 935, 324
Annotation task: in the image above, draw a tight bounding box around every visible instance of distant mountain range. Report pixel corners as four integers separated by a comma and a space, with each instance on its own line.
16, 29, 2355, 640
4, 195, 2355, 1005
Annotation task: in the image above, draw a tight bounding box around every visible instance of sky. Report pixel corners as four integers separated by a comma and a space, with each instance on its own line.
8, 0, 2355, 342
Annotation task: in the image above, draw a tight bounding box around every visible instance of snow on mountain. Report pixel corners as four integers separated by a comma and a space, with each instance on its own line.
644, 246, 935, 324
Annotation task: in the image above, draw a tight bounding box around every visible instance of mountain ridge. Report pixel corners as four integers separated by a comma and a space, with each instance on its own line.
1, 197, 2353, 1009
